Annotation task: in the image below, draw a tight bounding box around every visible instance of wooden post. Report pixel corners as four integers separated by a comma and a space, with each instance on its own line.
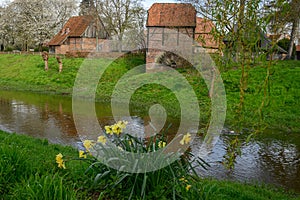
56, 56, 63, 73
42, 51, 49, 71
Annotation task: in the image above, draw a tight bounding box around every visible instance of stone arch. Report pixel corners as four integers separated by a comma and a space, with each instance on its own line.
155, 51, 192, 68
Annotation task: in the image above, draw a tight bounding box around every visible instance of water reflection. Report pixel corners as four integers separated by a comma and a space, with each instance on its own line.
259, 139, 300, 190
193, 133, 300, 192
0, 90, 299, 193
0, 93, 79, 145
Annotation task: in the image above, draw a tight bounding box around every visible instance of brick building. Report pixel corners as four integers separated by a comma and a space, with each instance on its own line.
48, 15, 109, 54
146, 3, 220, 69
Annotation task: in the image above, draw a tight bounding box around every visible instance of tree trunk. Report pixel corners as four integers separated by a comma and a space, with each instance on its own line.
42, 51, 49, 71
287, 18, 298, 59
118, 38, 122, 52
44, 61, 48, 71
59, 63, 63, 73
56, 56, 63, 73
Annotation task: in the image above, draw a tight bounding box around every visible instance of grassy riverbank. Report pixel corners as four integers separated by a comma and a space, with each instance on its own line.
0, 130, 298, 199
0, 54, 299, 132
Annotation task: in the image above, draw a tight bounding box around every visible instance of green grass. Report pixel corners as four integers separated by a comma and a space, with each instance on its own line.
191, 179, 299, 200
221, 60, 300, 132
0, 130, 91, 199
0, 54, 299, 132
0, 54, 84, 94
0, 130, 298, 199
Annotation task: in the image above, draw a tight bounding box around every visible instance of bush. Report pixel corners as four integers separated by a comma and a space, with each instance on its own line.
34, 46, 49, 52
4, 47, 13, 52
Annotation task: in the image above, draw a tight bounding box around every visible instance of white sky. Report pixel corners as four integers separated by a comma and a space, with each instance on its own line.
0, 0, 178, 9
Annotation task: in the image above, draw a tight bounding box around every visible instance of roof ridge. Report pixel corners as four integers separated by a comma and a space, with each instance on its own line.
147, 3, 196, 27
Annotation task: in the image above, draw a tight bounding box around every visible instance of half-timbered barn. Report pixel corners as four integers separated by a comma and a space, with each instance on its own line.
146, 3, 221, 70
146, 3, 197, 65
48, 15, 109, 54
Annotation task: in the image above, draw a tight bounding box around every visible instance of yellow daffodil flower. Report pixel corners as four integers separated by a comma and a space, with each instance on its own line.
117, 120, 128, 129
97, 135, 107, 144
112, 124, 122, 135
185, 184, 191, 191
158, 141, 166, 148
105, 125, 113, 135
56, 153, 63, 160
179, 177, 188, 183
180, 133, 191, 145
57, 161, 66, 169
56, 153, 66, 169
83, 140, 94, 151
118, 146, 124, 151
79, 150, 87, 158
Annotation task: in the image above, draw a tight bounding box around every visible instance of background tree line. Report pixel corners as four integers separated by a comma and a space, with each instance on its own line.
0, 0, 77, 51
1, 0, 298, 55
0, 0, 145, 52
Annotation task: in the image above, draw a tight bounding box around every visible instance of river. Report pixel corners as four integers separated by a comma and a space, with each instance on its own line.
0, 90, 299, 193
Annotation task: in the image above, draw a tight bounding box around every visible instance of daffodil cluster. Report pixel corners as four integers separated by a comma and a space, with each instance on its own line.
158, 141, 166, 148
77, 121, 128, 159
57, 121, 192, 169
105, 120, 128, 136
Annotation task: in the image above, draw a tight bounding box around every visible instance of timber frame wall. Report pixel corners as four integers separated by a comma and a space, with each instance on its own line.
146, 26, 195, 64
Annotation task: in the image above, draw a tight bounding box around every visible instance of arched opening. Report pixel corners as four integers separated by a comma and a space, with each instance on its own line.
156, 51, 192, 68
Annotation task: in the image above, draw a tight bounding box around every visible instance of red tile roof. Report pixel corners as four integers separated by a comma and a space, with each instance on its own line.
195, 17, 214, 34
48, 15, 94, 46
195, 17, 219, 49
146, 3, 196, 27
296, 45, 300, 52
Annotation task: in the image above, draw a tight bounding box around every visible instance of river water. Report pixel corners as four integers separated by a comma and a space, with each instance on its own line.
0, 90, 299, 193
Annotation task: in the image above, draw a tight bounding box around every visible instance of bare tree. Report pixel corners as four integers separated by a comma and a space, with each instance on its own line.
0, 5, 5, 51
121, 8, 146, 51
264, 0, 300, 59
79, 0, 96, 16
95, 0, 145, 52
286, 0, 300, 59
180, 0, 240, 33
